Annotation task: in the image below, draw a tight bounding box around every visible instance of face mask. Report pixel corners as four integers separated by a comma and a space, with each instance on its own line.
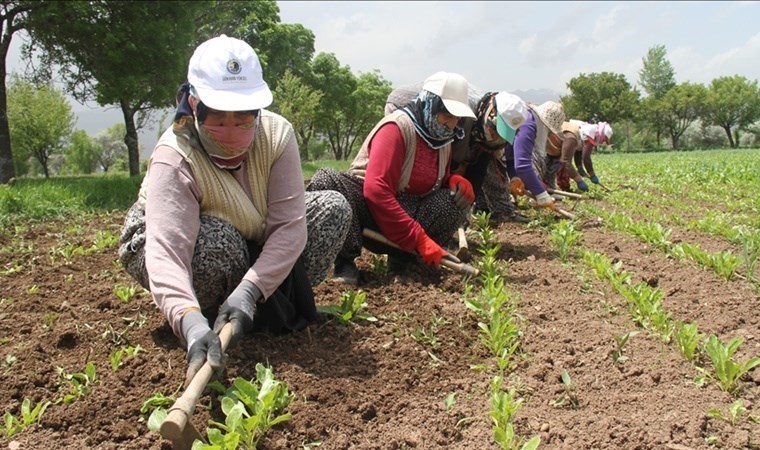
194, 115, 257, 169
200, 123, 255, 155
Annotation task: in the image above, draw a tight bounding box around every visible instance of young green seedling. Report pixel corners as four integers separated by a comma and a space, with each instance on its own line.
141, 389, 180, 432
707, 399, 746, 426
3, 398, 51, 438
611, 331, 638, 364
195, 363, 294, 450
317, 290, 377, 325
549, 220, 581, 263
444, 392, 456, 414
489, 376, 540, 450
701, 335, 760, 393
55, 361, 98, 404
675, 321, 702, 362
551, 369, 579, 409
114, 284, 138, 303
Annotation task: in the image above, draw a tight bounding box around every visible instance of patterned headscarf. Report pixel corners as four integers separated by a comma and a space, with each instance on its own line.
402, 90, 464, 149
470, 92, 506, 150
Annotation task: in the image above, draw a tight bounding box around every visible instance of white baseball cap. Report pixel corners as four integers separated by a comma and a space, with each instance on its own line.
422, 71, 476, 119
494, 92, 528, 144
597, 121, 613, 144
187, 34, 273, 111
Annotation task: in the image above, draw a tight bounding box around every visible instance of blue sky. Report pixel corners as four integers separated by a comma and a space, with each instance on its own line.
278, 1, 760, 94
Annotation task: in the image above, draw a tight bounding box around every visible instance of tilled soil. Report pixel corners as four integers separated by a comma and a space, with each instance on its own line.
0, 206, 757, 450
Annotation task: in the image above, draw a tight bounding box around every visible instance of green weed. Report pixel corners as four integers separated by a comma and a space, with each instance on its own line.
194, 363, 294, 449
489, 376, 540, 450
611, 331, 638, 364
55, 362, 98, 404
551, 369, 579, 409
114, 284, 138, 303
707, 399, 747, 426
549, 220, 581, 262
3, 398, 51, 438
701, 335, 760, 393
674, 321, 702, 361
317, 290, 377, 325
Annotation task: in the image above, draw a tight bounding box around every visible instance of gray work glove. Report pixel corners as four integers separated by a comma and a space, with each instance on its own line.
181, 311, 222, 386
213, 279, 262, 347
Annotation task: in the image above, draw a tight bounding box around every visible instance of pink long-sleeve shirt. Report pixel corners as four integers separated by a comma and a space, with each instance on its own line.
143, 133, 306, 336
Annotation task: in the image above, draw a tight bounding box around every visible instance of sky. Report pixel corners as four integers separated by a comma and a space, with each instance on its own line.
276, 1, 760, 95
6, 1, 760, 151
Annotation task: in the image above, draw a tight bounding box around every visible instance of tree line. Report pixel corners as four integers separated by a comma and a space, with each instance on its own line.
562, 45, 760, 151
0, 2, 758, 183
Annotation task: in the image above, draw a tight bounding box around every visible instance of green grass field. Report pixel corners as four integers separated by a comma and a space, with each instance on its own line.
1, 149, 757, 227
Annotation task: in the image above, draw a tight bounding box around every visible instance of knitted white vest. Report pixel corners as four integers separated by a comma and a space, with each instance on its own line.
138, 110, 293, 243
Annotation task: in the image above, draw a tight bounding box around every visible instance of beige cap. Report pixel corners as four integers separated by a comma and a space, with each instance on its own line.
422, 71, 476, 119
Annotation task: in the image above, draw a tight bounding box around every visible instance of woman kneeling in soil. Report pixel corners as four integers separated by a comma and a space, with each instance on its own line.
306, 71, 476, 285
118, 35, 350, 385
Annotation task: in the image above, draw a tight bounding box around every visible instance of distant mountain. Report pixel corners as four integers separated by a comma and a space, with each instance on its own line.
512, 88, 564, 105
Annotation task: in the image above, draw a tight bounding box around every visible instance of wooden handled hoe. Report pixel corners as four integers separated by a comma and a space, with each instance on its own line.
546, 187, 585, 200
160, 322, 234, 450
456, 226, 469, 259
362, 228, 479, 277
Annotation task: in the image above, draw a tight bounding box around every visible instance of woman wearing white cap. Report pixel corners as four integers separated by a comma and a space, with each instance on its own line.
307, 71, 477, 284
544, 119, 593, 192
504, 100, 567, 209
385, 84, 530, 224
573, 121, 612, 186
118, 35, 351, 384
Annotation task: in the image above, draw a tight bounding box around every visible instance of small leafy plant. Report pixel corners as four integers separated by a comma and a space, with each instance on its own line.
91, 230, 118, 252
3, 398, 51, 438
57, 242, 86, 265
551, 369, 579, 409
142, 390, 179, 432
675, 321, 702, 361
701, 335, 760, 393
410, 313, 448, 350
317, 290, 377, 325
707, 399, 746, 426
55, 362, 98, 404
114, 284, 138, 303
194, 363, 294, 450
444, 392, 456, 414
549, 220, 581, 262
489, 376, 540, 450
611, 331, 638, 364
109, 345, 144, 371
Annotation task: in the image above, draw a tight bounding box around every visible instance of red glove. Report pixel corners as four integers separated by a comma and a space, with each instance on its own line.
509, 177, 526, 196
415, 233, 446, 267
448, 174, 474, 210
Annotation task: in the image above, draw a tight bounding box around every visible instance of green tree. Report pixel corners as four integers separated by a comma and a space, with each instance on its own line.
93, 123, 127, 172
24, 0, 204, 177
66, 129, 101, 174
703, 75, 760, 148
197, 1, 315, 93
273, 69, 323, 160
0, 1, 44, 184
657, 82, 708, 149
638, 45, 677, 148
638, 45, 676, 99
346, 70, 392, 155
7, 76, 75, 178
561, 72, 640, 124
310, 53, 357, 160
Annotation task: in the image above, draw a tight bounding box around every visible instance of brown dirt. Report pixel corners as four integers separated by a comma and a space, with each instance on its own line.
0, 205, 758, 450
